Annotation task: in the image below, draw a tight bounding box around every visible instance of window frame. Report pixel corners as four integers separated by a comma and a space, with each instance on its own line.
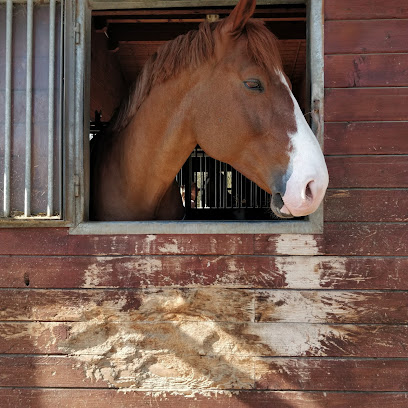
66, 0, 325, 235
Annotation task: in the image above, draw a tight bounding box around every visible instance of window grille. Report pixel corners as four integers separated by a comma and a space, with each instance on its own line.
0, 0, 63, 220
176, 146, 280, 221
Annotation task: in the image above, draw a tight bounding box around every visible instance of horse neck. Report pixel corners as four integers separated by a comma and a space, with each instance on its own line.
102, 74, 198, 220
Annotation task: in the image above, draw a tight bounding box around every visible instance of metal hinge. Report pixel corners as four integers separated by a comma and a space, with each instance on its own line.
74, 23, 81, 45
74, 174, 80, 197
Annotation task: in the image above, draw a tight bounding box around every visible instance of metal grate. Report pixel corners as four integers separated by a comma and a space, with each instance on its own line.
177, 146, 278, 221
0, 0, 63, 219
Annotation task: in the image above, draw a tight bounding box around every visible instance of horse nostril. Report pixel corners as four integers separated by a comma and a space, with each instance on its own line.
305, 180, 314, 201
273, 192, 284, 209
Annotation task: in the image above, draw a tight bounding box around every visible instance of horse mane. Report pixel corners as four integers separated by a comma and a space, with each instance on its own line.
111, 18, 283, 133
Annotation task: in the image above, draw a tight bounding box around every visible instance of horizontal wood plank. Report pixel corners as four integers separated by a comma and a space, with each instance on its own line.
1, 255, 407, 290
1, 355, 408, 392
325, 54, 408, 88
325, 189, 408, 222
324, 122, 408, 155
1, 289, 408, 324
325, 20, 408, 54
256, 358, 408, 391
255, 223, 408, 256
325, 88, 408, 122
325, 0, 408, 20
2, 389, 408, 408
2, 322, 408, 358
0, 223, 407, 256
326, 156, 408, 188
0, 229, 255, 256
255, 290, 408, 323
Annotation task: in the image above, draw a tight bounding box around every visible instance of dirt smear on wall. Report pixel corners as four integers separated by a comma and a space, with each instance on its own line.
56, 288, 355, 395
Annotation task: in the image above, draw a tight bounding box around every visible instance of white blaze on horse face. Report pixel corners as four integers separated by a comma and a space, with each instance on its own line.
277, 72, 329, 217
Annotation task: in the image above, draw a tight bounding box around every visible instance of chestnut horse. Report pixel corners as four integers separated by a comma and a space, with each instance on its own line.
90, 0, 328, 221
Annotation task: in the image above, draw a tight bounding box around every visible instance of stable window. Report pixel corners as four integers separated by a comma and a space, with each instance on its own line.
0, 0, 324, 233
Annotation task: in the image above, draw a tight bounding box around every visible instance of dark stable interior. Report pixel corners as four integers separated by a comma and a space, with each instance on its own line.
90, 5, 307, 221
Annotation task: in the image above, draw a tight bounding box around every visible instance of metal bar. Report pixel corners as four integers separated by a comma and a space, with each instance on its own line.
3, 0, 13, 217
199, 149, 202, 208
24, 0, 34, 216
204, 152, 207, 207
47, 0, 56, 217
214, 159, 217, 209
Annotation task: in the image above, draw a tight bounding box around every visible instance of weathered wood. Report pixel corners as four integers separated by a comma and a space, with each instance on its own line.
3, 322, 408, 358
325, 20, 408, 54
0, 224, 407, 256
325, 0, 408, 20
325, 54, 408, 88
1, 255, 407, 290
1, 288, 408, 324
0, 229, 255, 255
1, 355, 408, 392
254, 223, 408, 256
324, 122, 408, 155
255, 290, 408, 323
2, 389, 408, 408
325, 88, 408, 122
325, 189, 408, 222
256, 358, 408, 391
326, 156, 408, 188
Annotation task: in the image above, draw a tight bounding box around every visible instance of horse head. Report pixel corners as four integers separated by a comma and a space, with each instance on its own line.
192, 0, 329, 218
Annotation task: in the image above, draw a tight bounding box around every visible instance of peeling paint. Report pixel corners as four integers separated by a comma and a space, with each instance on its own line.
275, 235, 320, 255
83, 259, 114, 288
158, 240, 181, 254
51, 288, 362, 393
275, 257, 348, 289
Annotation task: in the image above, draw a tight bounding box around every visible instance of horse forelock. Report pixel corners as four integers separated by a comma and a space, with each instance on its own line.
111, 18, 283, 133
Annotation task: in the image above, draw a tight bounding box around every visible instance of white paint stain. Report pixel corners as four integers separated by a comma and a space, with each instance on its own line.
158, 240, 181, 254
275, 234, 320, 255
275, 256, 347, 289
82, 258, 114, 288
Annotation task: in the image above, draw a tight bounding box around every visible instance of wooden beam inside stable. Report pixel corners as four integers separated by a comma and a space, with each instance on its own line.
93, 7, 306, 17
106, 17, 306, 23
108, 21, 306, 41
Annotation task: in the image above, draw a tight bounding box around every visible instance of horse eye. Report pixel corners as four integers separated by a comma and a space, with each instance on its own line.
244, 79, 263, 91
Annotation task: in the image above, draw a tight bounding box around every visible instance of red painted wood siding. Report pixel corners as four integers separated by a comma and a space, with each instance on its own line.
0, 1, 407, 406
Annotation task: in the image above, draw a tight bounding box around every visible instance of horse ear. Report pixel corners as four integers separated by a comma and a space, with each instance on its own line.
225, 0, 256, 34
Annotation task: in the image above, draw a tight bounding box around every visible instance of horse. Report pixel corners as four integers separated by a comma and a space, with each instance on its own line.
90, 0, 329, 221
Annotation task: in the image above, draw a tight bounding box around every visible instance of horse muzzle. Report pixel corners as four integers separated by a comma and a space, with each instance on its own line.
271, 159, 329, 219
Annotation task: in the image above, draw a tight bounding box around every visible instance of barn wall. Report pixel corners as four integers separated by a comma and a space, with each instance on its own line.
1, 0, 408, 406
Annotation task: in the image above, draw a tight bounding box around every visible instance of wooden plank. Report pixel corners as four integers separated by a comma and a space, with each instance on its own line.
0, 223, 407, 256
326, 156, 408, 188
325, 88, 408, 122
3, 322, 408, 358
2, 356, 408, 392
325, 0, 408, 20
255, 223, 408, 256
325, 20, 408, 54
256, 358, 408, 391
1, 288, 408, 324
109, 21, 306, 41
325, 189, 408, 222
2, 389, 408, 408
325, 54, 408, 88
255, 290, 408, 324
0, 229, 255, 256
2, 255, 407, 290
0, 288, 254, 322
324, 122, 408, 155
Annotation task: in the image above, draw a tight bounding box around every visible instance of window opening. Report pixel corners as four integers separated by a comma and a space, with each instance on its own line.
89, 4, 308, 221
